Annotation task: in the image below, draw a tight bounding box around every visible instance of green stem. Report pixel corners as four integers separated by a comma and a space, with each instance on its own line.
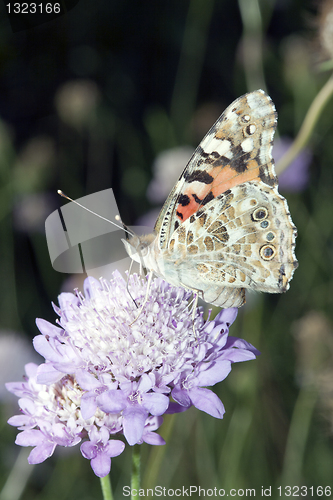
280, 387, 317, 486
276, 75, 333, 175
131, 444, 141, 498
170, 0, 214, 142
238, 0, 267, 93
0, 448, 34, 500
143, 414, 175, 488
100, 475, 113, 500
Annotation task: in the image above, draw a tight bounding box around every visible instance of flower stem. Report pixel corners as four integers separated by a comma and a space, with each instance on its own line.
238, 0, 268, 93
276, 75, 333, 175
131, 444, 141, 498
100, 475, 113, 500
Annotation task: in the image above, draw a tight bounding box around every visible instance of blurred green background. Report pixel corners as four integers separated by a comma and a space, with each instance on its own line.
1, 0, 333, 498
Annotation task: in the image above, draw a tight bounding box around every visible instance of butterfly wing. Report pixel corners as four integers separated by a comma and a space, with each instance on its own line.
154, 89, 278, 250
153, 89, 297, 307
161, 181, 297, 307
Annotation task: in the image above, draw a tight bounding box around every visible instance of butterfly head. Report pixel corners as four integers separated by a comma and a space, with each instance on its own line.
122, 233, 156, 266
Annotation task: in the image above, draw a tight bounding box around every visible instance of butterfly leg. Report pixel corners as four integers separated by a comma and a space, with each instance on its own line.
179, 282, 202, 338
191, 292, 199, 337
126, 259, 139, 309
129, 271, 154, 326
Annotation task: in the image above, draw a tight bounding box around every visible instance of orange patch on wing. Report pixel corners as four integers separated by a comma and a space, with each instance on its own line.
176, 159, 261, 223
211, 160, 260, 197
176, 189, 206, 222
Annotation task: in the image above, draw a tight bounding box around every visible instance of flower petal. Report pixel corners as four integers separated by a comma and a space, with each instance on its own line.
104, 439, 125, 457
142, 393, 169, 416
28, 443, 56, 464
188, 387, 225, 419
90, 454, 111, 478
35, 318, 63, 338
80, 440, 97, 459
84, 276, 103, 299
80, 393, 98, 420
171, 387, 192, 408
76, 369, 101, 390
36, 363, 63, 384
143, 432, 166, 446
97, 390, 127, 413
214, 307, 238, 326
16, 429, 45, 446
122, 407, 148, 445
195, 360, 232, 386
57, 292, 79, 312
32, 336, 61, 362
225, 337, 261, 357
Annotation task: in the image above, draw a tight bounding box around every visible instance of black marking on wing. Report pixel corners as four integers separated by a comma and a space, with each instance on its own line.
178, 194, 191, 206
258, 165, 277, 186
202, 191, 215, 205
229, 144, 252, 173
184, 169, 214, 184
278, 264, 287, 291
192, 191, 215, 206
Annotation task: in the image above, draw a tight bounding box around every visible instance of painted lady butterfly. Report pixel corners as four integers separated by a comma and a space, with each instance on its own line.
123, 90, 298, 309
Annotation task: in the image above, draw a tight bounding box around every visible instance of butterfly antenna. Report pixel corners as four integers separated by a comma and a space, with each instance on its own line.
57, 190, 135, 238
115, 214, 134, 242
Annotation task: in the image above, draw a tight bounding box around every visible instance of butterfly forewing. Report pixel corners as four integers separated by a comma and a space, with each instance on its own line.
155, 90, 279, 252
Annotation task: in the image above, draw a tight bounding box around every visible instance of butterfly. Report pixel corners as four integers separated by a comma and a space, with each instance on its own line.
123, 90, 298, 309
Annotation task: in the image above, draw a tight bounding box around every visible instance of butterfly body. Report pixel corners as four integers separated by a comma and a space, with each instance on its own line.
124, 90, 298, 308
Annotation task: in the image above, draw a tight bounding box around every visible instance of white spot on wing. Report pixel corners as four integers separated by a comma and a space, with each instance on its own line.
201, 136, 232, 156
247, 91, 275, 118
259, 129, 274, 163
241, 137, 254, 153
225, 108, 236, 121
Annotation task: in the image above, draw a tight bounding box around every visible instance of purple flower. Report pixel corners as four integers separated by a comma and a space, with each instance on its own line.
80, 426, 124, 478
7, 271, 259, 477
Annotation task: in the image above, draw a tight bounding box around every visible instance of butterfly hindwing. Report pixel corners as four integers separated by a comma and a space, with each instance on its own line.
162, 180, 297, 307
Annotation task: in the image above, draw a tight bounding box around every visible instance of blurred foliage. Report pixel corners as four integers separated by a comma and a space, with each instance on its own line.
1, 0, 333, 498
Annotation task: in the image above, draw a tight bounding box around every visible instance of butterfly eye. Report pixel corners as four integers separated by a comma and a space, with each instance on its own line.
260, 220, 269, 228
266, 232, 275, 241
260, 244, 276, 260
252, 207, 268, 221
138, 243, 149, 256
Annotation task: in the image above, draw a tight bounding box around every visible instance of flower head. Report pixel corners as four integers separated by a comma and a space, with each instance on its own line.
7, 271, 259, 477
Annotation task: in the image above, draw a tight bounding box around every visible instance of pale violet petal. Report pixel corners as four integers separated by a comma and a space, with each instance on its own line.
188, 387, 225, 419
195, 360, 232, 386
142, 393, 169, 416
122, 407, 148, 445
